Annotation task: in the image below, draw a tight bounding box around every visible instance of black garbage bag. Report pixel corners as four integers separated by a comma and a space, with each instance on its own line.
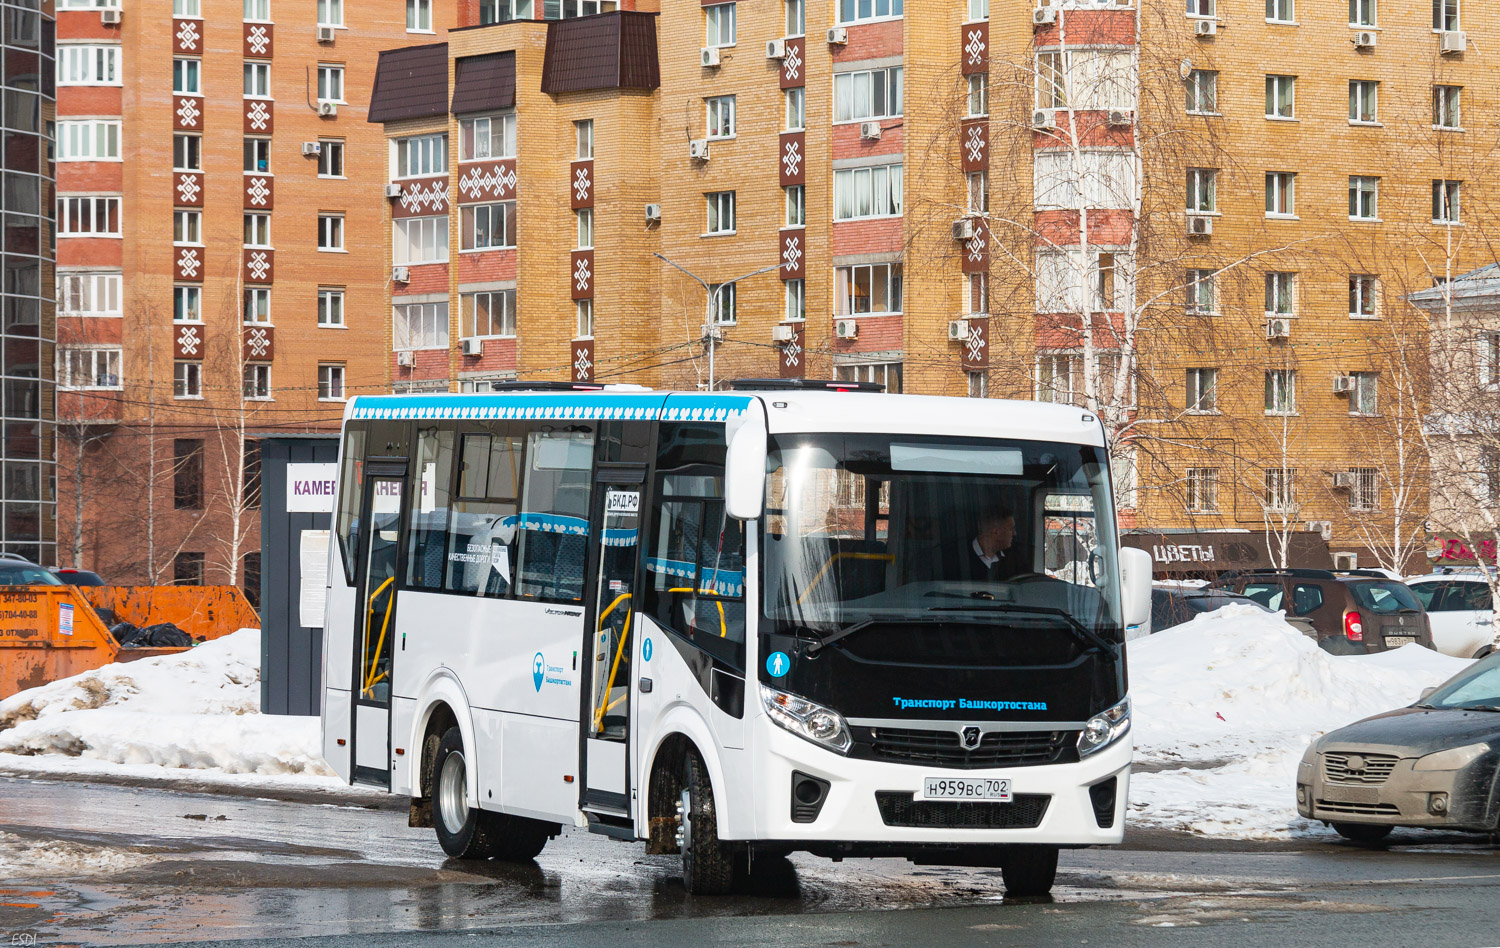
94, 607, 119, 628
109, 621, 147, 647
140, 623, 192, 648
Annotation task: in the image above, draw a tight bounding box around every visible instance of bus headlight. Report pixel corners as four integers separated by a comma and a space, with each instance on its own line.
760, 684, 852, 754
1077, 696, 1131, 758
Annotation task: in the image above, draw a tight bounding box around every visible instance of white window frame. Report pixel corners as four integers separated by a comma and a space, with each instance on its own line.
1433, 0, 1458, 32
243, 363, 273, 401
785, 185, 805, 226
243, 61, 270, 98
1348, 175, 1379, 220
1349, 80, 1378, 124
1349, 467, 1380, 512
968, 0, 987, 20
318, 288, 345, 327
172, 58, 201, 96
1265, 74, 1295, 119
576, 120, 594, 160
1264, 369, 1297, 415
243, 287, 272, 325
317, 64, 345, 104
784, 87, 805, 132
1185, 69, 1218, 115
1265, 171, 1297, 218
835, 262, 903, 316
59, 347, 123, 391
706, 96, 736, 139
462, 289, 518, 339
1185, 467, 1219, 513
1434, 85, 1462, 130
785, 279, 806, 322
1433, 179, 1462, 224
705, 191, 736, 235
1265, 272, 1296, 316
966, 74, 987, 118
244, 137, 272, 172
1350, 371, 1378, 416
243, 0, 271, 22
1186, 167, 1217, 213
1264, 468, 1295, 512
58, 271, 123, 317
1265, 0, 1294, 23
833, 164, 903, 221
393, 301, 449, 351
408, 0, 434, 32
1349, 274, 1379, 318
318, 214, 346, 252
834, 66, 904, 123
787, 0, 806, 35
174, 361, 203, 400
58, 120, 121, 162
318, 364, 346, 402
58, 195, 122, 237
834, 361, 903, 392
576, 208, 593, 250
709, 283, 737, 326
318, 139, 345, 177
173, 0, 202, 14
1349, 0, 1376, 27
243, 212, 271, 248
394, 216, 450, 264
174, 285, 203, 323
459, 201, 517, 251
317, 0, 344, 27
1186, 0, 1216, 18
173, 209, 203, 246
393, 134, 447, 179
575, 298, 594, 339
1186, 268, 1216, 315
705, 3, 736, 47
967, 171, 988, 214
837, 0, 903, 26
58, 45, 122, 87
459, 114, 517, 161
172, 132, 201, 171
1186, 367, 1218, 413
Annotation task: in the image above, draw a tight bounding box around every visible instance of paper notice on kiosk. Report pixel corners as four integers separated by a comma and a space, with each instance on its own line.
299, 529, 331, 629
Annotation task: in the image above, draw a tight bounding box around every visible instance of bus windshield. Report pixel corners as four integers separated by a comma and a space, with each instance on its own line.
762, 434, 1122, 650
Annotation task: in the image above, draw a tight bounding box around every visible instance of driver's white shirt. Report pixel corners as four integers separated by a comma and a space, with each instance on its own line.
972, 538, 1005, 569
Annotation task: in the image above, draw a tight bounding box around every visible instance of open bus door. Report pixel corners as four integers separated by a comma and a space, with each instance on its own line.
581, 464, 647, 819
350, 460, 408, 788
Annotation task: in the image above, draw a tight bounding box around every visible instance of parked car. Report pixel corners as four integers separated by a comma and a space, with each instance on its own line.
1211, 568, 1432, 654
54, 568, 106, 586
0, 561, 63, 585
1405, 572, 1496, 659
1149, 585, 1317, 636
1295, 650, 1500, 842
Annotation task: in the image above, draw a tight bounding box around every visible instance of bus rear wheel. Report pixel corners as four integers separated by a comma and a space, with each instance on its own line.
1000, 845, 1058, 898
431, 726, 556, 861
678, 749, 737, 895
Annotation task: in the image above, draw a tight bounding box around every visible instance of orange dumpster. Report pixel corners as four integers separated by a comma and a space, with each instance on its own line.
77, 585, 259, 644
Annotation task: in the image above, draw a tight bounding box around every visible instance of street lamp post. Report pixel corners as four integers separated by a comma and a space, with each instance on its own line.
652, 252, 781, 391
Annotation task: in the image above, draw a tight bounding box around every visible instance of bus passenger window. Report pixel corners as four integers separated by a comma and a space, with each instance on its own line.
335, 426, 368, 585
516, 428, 594, 601
406, 427, 453, 591
446, 431, 523, 597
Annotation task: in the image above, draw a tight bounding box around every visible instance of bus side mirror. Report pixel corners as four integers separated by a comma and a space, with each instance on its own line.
724, 412, 767, 521
1119, 547, 1152, 629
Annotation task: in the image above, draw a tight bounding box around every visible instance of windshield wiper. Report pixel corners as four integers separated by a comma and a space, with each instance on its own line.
805, 617, 876, 655
926, 604, 1120, 658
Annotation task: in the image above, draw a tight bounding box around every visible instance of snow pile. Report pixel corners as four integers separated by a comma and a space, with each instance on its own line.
1128, 604, 1471, 838
0, 629, 336, 783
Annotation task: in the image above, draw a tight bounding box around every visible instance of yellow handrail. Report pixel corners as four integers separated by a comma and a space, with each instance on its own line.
667, 588, 728, 638
362, 576, 396, 697
597, 592, 632, 632
593, 610, 632, 732
795, 552, 894, 605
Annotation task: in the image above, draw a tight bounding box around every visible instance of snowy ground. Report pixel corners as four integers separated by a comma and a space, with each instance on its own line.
0, 613, 1477, 842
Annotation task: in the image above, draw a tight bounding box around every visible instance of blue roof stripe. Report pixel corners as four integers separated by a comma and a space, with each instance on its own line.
348, 392, 756, 423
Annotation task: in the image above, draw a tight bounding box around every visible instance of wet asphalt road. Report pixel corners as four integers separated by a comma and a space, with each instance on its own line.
0, 774, 1497, 947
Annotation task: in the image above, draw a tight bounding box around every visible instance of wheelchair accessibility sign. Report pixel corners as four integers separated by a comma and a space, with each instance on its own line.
766, 651, 790, 677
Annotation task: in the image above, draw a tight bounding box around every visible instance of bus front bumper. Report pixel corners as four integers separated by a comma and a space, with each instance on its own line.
751, 717, 1131, 847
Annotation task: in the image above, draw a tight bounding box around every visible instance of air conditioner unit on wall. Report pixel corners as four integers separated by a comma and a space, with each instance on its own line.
1266, 317, 1292, 340
318, 100, 338, 117
1194, 20, 1217, 37
101, 8, 122, 24
948, 319, 971, 341
302, 141, 322, 156
771, 325, 795, 342
1333, 552, 1358, 570
317, 25, 336, 43
384, 183, 403, 198
766, 38, 787, 60
835, 318, 858, 339
1031, 109, 1056, 130
1305, 520, 1334, 541
1332, 471, 1356, 490
392, 266, 410, 283
1106, 109, 1133, 127
1332, 375, 1353, 394
1032, 7, 1056, 26
1352, 31, 1376, 49
461, 337, 483, 356
644, 203, 662, 222
1187, 215, 1213, 236
396, 350, 416, 367
688, 139, 710, 161
860, 121, 882, 140
701, 47, 721, 68
827, 27, 848, 45
952, 219, 975, 241
1440, 31, 1467, 54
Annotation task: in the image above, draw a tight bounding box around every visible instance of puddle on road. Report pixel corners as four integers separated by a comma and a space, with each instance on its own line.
1130, 894, 1401, 928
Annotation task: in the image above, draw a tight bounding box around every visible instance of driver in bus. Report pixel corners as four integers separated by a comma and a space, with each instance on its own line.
961, 505, 1019, 582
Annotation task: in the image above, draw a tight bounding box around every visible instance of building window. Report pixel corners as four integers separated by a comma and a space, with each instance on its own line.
1350, 0, 1376, 26
462, 289, 517, 338
1349, 274, 1378, 318
244, 0, 270, 21
173, 210, 202, 245
174, 439, 203, 509
784, 185, 805, 226
1265, 0, 1293, 22
838, 0, 902, 24
1434, 85, 1461, 128
835, 263, 903, 316
317, 65, 345, 103
408, 0, 433, 31
174, 0, 202, 14
318, 364, 346, 400
575, 208, 593, 249
1350, 371, 1378, 415
1186, 367, 1217, 413
1480, 332, 1500, 388
1349, 80, 1378, 123
243, 212, 271, 247
174, 286, 202, 323
835, 361, 903, 392
1433, 0, 1458, 31
705, 191, 736, 235
243, 364, 271, 399
968, 0, 987, 19
59, 348, 122, 390
575, 120, 593, 160
1186, 168, 1217, 213
174, 361, 203, 399
459, 199, 517, 250
1035, 49, 1134, 111
59, 271, 122, 317
244, 137, 271, 172
1265, 172, 1296, 217
1090, 253, 1118, 312
394, 134, 446, 178
480, 0, 533, 22
1265, 272, 1295, 315
967, 171, 988, 214
1433, 179, 1461, 223
393, 301, 448, 350
318, 214, 345, 251
1036, 353, 1080, 405
1186, 468, 1219, 513
705, 3, 736, 46
1349, 467, 1379, 511
1184, 69, 1218, 114
833, 164, 902, 220
243, 288, 271, 324
242, 61, 269, 98
394, 216, 449, 264
706, 95, 736, 138
787, 0, 806, 35
173, 552, 205, 586
1264, 468, 1295, 512
784, 87, 805, 131
318, 288, 345, 326
172, 133, 201, 171
966, 74, 987, 117
1265, 75, 1295, 119
59, 120, 121, 161
834, 66, 904, 122
1186, 269, 1216, 315
58, 45, 122, 86
318, 0, 343, 26
563, 298, 590, 338
708, 284, 737, 325
785, 280, 805, 321
1264, 369, 1296, 414
58, 196, 121, 236
967, 371, 988, 398
967, 271, 988, 315
459, 114, 517, 160
318, 139, 345, 177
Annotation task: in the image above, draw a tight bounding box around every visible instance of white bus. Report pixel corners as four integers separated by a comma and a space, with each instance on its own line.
321, 381, 1150, 896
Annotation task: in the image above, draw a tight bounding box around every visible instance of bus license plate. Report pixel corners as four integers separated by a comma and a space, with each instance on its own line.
1384, 635, 1416, 647
922, 777, 1011, 802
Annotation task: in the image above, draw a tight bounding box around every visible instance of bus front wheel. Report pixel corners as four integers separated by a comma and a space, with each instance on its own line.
1000, 845, 1058, 898
678, 749, 737, 895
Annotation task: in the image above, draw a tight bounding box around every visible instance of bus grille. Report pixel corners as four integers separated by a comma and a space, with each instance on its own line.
875, 792, 1051, 829
860, 727, 1073, 769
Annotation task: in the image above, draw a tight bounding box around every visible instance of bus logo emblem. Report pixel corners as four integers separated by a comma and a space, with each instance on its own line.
960, 726, 982, 749
532, 652, 545, 691
766, 651, 790, 677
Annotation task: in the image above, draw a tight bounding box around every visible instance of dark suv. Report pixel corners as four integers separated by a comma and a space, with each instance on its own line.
1210, 568, 1433, 654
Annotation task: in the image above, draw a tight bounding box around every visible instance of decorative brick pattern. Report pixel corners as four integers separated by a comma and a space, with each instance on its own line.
959, 316, 988, 370
173, 18, 202, 54
174, 246, 202, 282
243, 325, 274, 362
392, 176, 450, 218
174, 323, 204, 359
780, 228, 805, 280
175, 172, 203, 207
780, 132, 804, 186
174, 96, 203, 131
960, 21, 987, 75
243, 248, 274, 284
244, 22, 273, 58
961, 218, 989, 273
571, 250, 594, 299
244, 98, 273, 134
960, 118, 988, 172
572, 339, 594, 382
780, 37, 805, 89
244, 174, 274, 210
570, 159, 593, 209
779, 323, 805, 378
457, 160, 517, 202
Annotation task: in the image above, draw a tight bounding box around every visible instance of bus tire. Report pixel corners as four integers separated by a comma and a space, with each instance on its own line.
487, 816, 557, 862
1000, 845, 1058, 898
679, 749, 736, 895
432, 726, 498, 859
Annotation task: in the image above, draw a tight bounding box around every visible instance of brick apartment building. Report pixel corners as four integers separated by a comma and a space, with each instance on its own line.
365, 0, 1498, 571
54, 0, 459, 588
